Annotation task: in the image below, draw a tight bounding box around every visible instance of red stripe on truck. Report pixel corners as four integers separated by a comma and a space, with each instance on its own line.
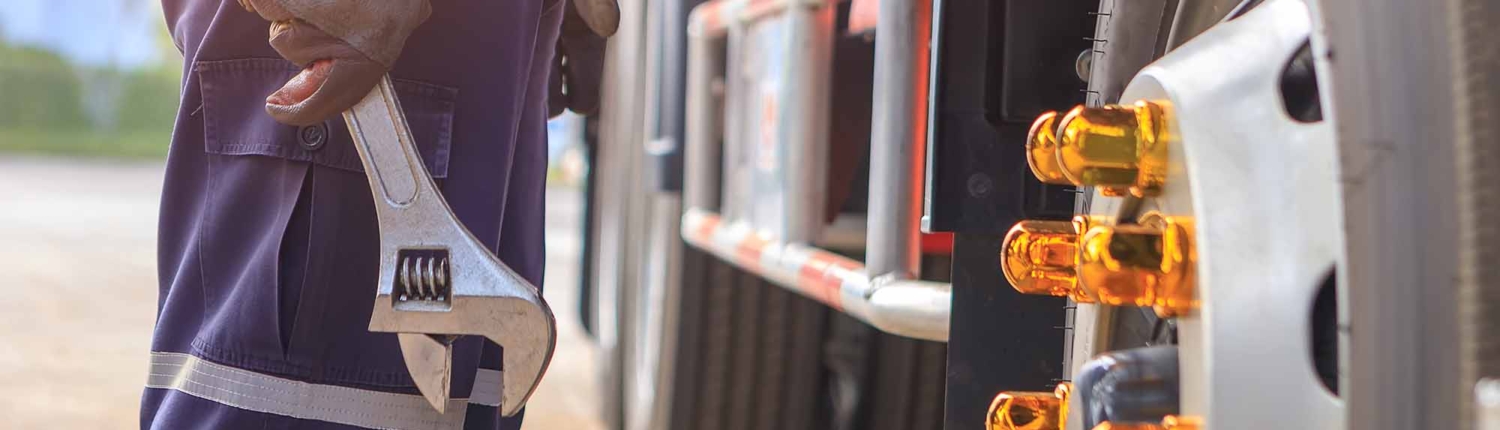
799, 251, 855, 310
735, 234, 769, 271
694, 215, 721, 243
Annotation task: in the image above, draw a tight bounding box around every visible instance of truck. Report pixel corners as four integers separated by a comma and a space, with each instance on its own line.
574, 0, 1500, 428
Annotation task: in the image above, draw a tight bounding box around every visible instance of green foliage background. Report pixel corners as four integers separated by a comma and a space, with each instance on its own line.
0, 24, 182, 158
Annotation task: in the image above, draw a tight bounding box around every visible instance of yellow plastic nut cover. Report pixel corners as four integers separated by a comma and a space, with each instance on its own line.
1161, 415, 1202, 429
1088, 416, 1203, 430
1026, 111, 1070, 185
1001, 217, 1095, 302
1054, 101, 1171, 197
1076, 213, 1196, 317
987, 383, 1072, 430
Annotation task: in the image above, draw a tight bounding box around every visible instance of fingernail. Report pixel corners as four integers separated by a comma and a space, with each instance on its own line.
267, 59, 334, 106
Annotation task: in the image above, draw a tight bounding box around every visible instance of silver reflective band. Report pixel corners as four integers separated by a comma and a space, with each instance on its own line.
146, 352, 503, 430
1481, 379, 1500, 430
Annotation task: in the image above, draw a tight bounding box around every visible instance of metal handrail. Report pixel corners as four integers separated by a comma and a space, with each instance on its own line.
682, 0, 950, 342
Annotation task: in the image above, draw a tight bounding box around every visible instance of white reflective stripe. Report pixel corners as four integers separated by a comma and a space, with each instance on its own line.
146, 352, 503, 430
469, 368, 502, 408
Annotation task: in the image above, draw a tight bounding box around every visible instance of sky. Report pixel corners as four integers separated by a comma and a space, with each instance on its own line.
0, 0, 166, 68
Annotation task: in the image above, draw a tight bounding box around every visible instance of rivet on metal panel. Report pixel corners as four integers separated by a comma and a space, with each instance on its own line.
1053, 101, 1171, 197
967, 173, 994, 198
986, 383, 1071, 430
1000, 217, 1096, 303
1077, 212, 1196, 317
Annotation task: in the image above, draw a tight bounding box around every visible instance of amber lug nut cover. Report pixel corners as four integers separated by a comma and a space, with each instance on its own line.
1026, 110, 1070, 185
1076, 213, 1196, 317
1089, 415, 1203, 430
1001, 217, 1095, 303
987, 383, 1072, 430
1055, 101, 1170, 197
1160, 416, 1202, 430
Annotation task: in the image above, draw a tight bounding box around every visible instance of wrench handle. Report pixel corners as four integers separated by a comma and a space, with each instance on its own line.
344, 76, 426, 207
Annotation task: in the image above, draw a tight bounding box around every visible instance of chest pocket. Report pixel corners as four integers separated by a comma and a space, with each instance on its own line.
189, 58, 461, 383
196, 58, 454, 176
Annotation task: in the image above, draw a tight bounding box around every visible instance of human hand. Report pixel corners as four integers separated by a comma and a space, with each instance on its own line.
549, 0, 618, 118
240, 0, 431, 126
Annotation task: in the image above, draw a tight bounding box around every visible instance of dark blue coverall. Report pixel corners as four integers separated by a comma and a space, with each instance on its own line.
141, 1, 562, 428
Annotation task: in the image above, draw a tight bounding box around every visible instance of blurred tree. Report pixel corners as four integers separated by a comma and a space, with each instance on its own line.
116, 67, 181, 131
0, 1, 182, 157
0, 39, 88, 128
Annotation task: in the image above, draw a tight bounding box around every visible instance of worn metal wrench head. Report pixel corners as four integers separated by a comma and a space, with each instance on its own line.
343, 77, 557, 416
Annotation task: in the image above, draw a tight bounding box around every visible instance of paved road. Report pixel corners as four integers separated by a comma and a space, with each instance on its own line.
0, 155, 603, 429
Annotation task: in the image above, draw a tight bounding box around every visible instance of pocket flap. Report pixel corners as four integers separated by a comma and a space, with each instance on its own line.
196, 58, 455, 178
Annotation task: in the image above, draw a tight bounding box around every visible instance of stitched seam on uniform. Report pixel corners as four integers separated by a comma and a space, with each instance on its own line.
191, 338, 312, 376
190, 337, 429, 389
194, 58, 297, 73
213, 143, 365, 175
430, 101, 453, 176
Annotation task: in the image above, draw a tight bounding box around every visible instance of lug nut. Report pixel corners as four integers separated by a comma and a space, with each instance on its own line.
1001, 217, 1095, 302
987, 383, 1072, 430
1160, 415, 1202, 429
1077, 213, 1196, 317
1026, 111, 1070, 185
1048, 101, 1169, 197
1089, 416, 1202, 430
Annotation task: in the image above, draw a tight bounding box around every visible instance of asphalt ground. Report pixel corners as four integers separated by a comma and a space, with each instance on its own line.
0, 155, 604, 429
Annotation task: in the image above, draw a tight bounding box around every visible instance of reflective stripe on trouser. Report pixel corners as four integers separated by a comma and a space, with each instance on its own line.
145, 352, 501, 429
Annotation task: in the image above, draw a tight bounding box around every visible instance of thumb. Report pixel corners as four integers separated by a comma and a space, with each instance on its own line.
266, 58, 385, 126
570, 0, 620, 38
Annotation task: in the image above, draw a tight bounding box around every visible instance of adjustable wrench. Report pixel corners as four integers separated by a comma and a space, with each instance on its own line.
341, 77, 557, 416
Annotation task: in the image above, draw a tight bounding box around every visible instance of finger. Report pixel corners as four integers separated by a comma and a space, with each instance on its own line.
267, 59, 333, 108
268, 19, 367, 67
560, 29, 607, 115
563, 55, 603, 115
244, 0, 295, 21
569, 0, 620, 38
548, 45, 568, 119
266, 58, 384, 126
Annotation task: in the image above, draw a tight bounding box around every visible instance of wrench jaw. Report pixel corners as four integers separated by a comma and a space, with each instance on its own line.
368, 239, 557, 416
492, 299, 557, 417
371, 294, 557, 417
397, 333, 455, 413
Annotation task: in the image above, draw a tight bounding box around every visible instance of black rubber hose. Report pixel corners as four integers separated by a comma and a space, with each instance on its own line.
1074, 345, 1181, 429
